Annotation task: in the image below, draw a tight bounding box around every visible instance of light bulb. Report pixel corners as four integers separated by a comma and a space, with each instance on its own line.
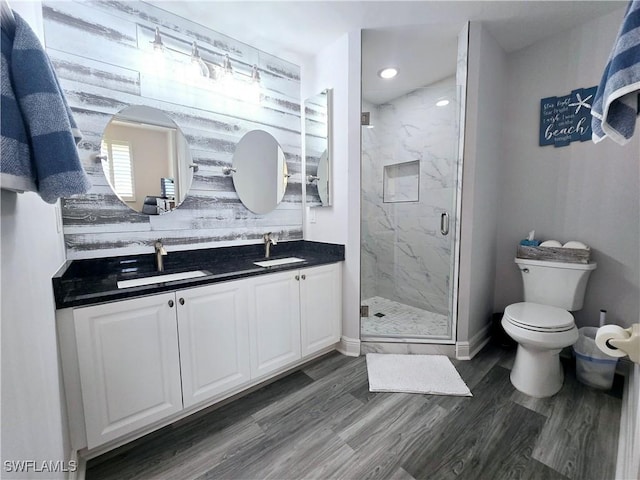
378, 67, 398, 79
190, 41, 209, 79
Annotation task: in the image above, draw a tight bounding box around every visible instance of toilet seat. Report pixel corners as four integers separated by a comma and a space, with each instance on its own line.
504, 302, 575, 333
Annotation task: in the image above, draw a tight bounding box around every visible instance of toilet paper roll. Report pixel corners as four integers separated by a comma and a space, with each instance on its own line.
595, 325, 632, 358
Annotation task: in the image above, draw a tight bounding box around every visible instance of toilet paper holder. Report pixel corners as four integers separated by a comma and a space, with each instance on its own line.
597, 324, 640, 364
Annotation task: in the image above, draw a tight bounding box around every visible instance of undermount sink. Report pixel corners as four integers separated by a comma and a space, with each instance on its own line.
253, 257, 306, 268
117, 270, 210, 289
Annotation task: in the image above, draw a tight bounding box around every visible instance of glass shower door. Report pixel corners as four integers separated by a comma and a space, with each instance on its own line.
360, 81, 460, 342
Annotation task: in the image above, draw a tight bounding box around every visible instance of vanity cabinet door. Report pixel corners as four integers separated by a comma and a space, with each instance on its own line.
176, 281, 251, 409
300, 263, 342, 356
73, 293, 182, 449
247, 270, 301, 379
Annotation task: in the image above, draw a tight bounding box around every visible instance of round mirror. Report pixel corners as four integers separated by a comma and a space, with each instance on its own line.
232, 130, 288, 215
317, 149, 330, 205
100, 106, 194, 215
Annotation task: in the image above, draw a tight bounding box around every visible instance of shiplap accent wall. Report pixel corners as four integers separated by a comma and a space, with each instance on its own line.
42, 1, 306, 259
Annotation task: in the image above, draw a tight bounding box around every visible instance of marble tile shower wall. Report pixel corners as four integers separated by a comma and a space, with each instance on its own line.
362, 77, 458, 316
42, 1, 303, 259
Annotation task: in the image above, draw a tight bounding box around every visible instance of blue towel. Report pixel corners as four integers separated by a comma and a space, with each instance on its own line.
1, 11, 91, 203
591, 0, 640, 145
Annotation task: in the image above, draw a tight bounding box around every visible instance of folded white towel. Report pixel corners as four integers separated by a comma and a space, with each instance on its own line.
563, 241, 589, 249
540, 240, 562, 247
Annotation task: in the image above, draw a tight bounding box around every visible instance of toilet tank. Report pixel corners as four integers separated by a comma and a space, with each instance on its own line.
515, 258, 597, 311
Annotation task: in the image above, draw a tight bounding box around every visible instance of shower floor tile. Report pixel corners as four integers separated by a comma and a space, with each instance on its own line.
361, 296, 449, 338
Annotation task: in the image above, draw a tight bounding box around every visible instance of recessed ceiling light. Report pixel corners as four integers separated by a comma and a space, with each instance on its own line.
436, 99, 450, 107
378, 67, 398, 79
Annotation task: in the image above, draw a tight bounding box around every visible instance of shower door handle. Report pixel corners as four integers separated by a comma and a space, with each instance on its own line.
440, 212, 450, 236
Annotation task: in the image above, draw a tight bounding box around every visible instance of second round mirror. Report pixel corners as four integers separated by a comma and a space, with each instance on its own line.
231, 130, 287, 215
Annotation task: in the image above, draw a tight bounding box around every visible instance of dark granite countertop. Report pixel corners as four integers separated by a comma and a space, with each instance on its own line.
53, 241, 345, 309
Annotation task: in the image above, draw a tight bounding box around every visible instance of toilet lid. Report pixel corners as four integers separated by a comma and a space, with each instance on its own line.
504, 302, 575, 332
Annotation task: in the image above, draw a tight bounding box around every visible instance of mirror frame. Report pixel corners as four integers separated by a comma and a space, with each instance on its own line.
304, 88, 332, 207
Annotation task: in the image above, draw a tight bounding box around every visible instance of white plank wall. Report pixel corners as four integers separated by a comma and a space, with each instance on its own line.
42, 0, 314, 259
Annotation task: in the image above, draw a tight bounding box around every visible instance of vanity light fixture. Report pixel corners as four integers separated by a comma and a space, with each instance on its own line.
436, 99, 450, 107
145, 26, 262, 102
378, 67, 398, 79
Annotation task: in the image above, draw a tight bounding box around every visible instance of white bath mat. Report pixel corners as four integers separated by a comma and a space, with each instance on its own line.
366, 354, 472, 396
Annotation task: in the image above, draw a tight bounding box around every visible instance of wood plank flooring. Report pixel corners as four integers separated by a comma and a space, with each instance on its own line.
86, 345, 622, 480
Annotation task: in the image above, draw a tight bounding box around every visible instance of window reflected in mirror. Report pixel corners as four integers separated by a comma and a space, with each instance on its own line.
100, 140, 135, 202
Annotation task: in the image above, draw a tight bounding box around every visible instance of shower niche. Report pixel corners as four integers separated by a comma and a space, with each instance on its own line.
383, 160, 420, 203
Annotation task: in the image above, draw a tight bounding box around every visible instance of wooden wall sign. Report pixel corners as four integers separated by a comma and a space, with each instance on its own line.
539, 86, 597, 147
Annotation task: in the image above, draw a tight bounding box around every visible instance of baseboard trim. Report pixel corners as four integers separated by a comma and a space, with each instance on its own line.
337, 336, 360, 357
616, 363, 639, 480
456, 323, 491, 360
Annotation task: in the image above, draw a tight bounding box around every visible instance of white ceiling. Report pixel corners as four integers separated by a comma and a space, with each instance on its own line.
361, 24, 461, 104
156, 1, 626, 104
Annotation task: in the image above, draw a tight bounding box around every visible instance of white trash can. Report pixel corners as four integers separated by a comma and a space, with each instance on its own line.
573, 327, 618, 390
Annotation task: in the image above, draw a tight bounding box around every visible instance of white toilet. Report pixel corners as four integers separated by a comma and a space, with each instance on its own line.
502, 258, 597, 398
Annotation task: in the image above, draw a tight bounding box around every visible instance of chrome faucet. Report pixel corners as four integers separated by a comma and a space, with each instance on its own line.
155, 239, 167, 272
263, 232, 277, 259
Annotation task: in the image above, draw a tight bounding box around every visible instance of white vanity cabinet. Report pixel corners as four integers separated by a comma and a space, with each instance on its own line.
299, 263, 342, 356
73, 292, 183, 449
248, 262, 342, 379
63, 262, 342, 452
176, 281, 251, 409
247, 270, 302, 378
73, 280, 251, 448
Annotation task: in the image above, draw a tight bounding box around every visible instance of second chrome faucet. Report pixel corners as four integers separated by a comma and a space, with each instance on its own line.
263, 232, 277, 259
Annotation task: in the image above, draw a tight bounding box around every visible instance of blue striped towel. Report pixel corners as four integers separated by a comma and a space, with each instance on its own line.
1, 11, 91, 203
591, 0, 640, 145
